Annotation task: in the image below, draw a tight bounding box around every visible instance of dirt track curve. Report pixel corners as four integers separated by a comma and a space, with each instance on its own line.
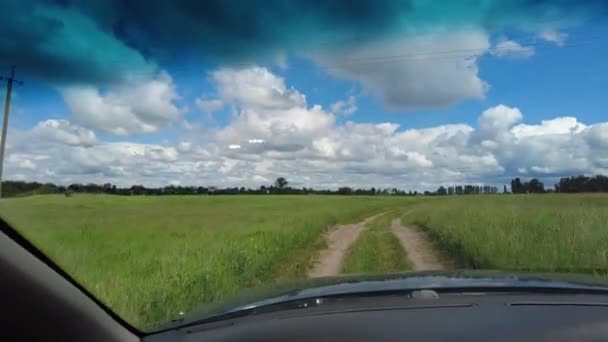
308, 213, 385, 278
390, 218, 445, 271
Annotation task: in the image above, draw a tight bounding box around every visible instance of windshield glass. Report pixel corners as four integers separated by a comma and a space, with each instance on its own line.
1, 0, 607, 332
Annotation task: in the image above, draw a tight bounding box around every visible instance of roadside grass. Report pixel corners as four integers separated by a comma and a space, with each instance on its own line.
402, 194, 608, 275
342, 211, 412, 274
0, 194, 411, 330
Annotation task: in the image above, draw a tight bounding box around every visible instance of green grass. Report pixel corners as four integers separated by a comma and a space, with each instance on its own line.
403, 194, 608, 275
0, 194, 410, 330
342, 212, 412, 274
3, 193, 606, 330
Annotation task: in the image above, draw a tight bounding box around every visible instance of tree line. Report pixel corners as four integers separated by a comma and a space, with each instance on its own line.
0, 178, 416, 198
2, 174, 607, 198
508, 175, 608, 194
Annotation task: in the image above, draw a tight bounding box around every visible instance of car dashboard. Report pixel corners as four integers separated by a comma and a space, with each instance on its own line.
145, 292, 608, 342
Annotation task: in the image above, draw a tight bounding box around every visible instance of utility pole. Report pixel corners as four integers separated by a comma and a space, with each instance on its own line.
0, 66, 23, 198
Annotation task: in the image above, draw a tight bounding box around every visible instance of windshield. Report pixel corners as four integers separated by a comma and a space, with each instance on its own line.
0, 0, 607, 332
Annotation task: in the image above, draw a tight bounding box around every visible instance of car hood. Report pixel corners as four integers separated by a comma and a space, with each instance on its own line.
174, 270, 608, 329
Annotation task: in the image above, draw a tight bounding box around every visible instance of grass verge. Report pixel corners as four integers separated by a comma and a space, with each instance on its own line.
342, 212, 412, 274
402, 194, 608, 276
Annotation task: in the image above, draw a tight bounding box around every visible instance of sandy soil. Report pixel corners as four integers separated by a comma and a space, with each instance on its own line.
391, 218, 446, 271
308, 213, 385, 278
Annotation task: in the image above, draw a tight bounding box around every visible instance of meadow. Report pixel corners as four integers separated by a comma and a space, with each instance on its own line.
0, 194, 410, 330
1, 193, 608, 330
403, 194, 608, 274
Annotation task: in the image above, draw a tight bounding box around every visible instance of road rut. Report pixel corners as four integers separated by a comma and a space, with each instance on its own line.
391, 218, 445, 271
308, 213, 385, 278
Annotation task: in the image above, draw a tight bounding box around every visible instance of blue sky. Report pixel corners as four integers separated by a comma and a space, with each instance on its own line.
2, 1, 608, 190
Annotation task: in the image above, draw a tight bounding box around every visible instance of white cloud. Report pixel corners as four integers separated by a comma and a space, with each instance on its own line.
212, 67, 306, 111
177, 141, 193, 153
30, 119, 97, 146
61, 71, 183, 135
476, 104, 523, 144
540, 30, 568, 46
584, 123, 608, 149
315, 31, 490, 110
5, 67, 608, 191
8, 154, 37, 170
491, 40, 535, 59
212, 67, 335, 151
331, 95, 357, 115
512, 117, 586, 138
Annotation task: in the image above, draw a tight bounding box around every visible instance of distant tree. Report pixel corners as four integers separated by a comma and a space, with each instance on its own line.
437, 186, 447, 196
556, 175, 608, 193
527, 178, 545, 193
503, 185, 508, 194
511, 178, 523, 193
337, 187, 353, 195
130, 185, 146, 195
274, 177, 288, 189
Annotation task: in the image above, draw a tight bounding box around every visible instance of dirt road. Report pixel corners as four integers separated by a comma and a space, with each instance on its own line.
308, 213, 385, 278
391, 218, 445, 271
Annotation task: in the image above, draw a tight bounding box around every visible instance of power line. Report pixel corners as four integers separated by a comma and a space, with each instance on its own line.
0, 66, 24, 198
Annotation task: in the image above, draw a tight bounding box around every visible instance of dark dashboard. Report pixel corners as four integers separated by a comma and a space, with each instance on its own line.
146, 292, 608, 342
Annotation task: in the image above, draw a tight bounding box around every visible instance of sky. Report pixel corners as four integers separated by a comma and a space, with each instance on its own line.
1, 0, 608, 190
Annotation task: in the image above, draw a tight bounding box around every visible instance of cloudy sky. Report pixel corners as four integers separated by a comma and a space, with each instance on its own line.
2, 0, 608, 190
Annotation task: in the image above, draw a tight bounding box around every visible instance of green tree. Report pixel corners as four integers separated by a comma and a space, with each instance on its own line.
511, 178, 523, 193
274, 177, 288, 189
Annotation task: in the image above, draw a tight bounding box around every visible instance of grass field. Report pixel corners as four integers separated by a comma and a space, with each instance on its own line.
2, 193, 608, 330
403, 194, 608, 275
342, 212, 412, 274
0, 194, 410, 330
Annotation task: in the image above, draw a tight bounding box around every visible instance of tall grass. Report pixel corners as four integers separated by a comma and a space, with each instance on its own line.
342, 212, 412, 274
0, 194, 410, 330
403, 194, 608, 275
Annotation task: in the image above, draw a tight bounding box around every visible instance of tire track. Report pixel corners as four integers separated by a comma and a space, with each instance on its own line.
391, 218, 445, 271
308, 212, 386, 278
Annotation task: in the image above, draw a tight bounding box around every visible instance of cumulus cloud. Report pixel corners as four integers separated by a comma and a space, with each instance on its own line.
211, 67, 335, 151
61, 72, 183, 135
30, 119, 97, 146
5, 105, 608, 190
4, 67, 608, 191
491, 40, 535, 58
331, 96, 357, 115
315, 31, 490, 109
